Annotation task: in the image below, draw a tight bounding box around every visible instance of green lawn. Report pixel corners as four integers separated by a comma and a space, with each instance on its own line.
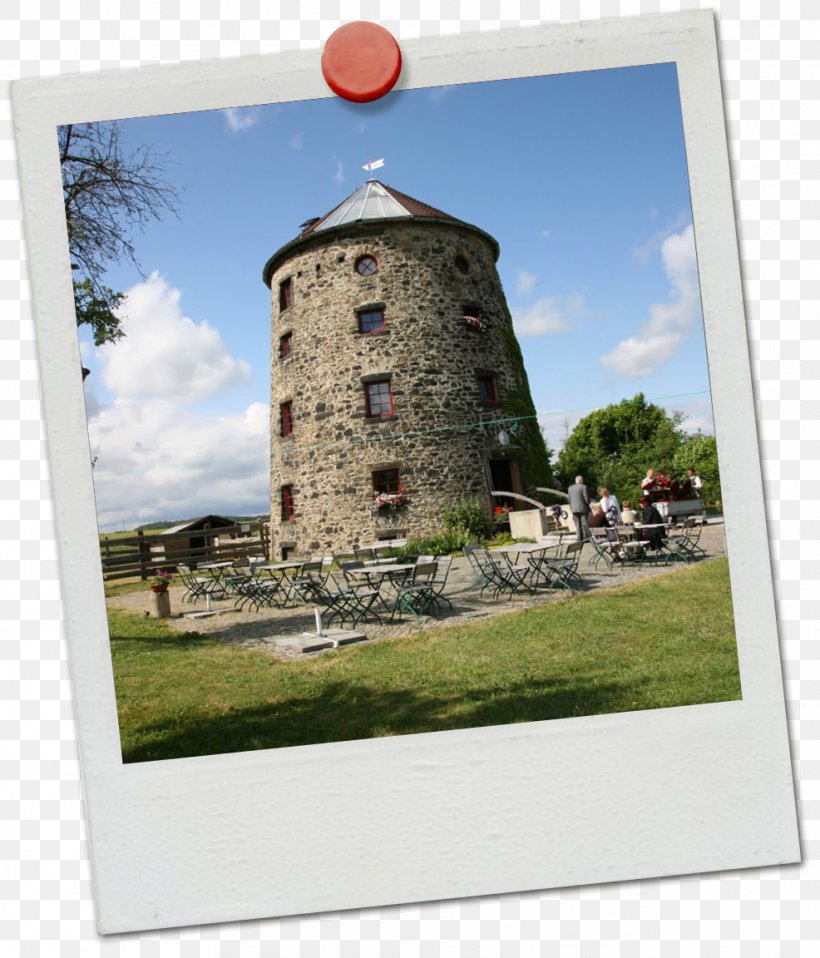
110, 558, 741, 763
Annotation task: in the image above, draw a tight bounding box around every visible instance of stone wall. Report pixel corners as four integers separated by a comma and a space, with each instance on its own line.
267, 218, 549, 556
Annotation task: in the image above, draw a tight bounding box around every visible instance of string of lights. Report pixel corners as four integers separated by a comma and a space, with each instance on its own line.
272, 389, 712, 459
274, 413, 535, 458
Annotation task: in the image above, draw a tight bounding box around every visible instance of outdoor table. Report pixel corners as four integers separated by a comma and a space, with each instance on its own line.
346, 563, 415, 588
492, 541, 563, 566
255, 561, 306, 606
345, 563, 416, 612
358, 539, 408, 557
197, 561, 234, 580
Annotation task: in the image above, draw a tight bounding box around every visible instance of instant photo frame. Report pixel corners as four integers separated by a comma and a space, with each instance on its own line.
12, 11, 799, 934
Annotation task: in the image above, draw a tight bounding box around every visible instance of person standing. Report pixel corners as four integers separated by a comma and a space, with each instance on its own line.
640, 468, 658, 498
568, 475, 591, 542
688, 467, 703, 498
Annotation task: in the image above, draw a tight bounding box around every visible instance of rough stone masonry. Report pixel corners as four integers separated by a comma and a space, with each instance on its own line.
262, 181, 550, 557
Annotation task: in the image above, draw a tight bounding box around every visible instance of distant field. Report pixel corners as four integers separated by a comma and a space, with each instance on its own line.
100, 528, 168, 542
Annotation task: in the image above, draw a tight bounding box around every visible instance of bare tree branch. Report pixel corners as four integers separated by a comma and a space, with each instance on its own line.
59, 121, 180, 345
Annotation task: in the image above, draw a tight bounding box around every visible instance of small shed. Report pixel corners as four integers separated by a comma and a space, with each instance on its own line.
149, 515, 238, 559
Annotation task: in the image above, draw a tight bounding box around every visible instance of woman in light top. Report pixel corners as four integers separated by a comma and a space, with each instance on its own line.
598, 487, 622, 526
620, 499, 637, 525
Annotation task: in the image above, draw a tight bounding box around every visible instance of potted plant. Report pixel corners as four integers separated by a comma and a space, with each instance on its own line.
149, 570, 173, 593
494, 504, 514, 520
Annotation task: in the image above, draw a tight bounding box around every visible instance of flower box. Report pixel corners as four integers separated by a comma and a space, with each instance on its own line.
463, 315, 488, 333
372, 492, 407, 514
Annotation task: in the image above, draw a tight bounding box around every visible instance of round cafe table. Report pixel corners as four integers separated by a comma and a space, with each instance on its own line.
255, 561, 306, 606
344, 563, 417, 612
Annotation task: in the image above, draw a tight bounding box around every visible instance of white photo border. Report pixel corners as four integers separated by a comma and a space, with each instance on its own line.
12, 10, 799, 934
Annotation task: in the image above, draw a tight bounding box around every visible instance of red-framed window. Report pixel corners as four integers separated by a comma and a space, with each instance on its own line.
477, 373, 498, 404
358, 309, 385, 333
280, 401, 294, 437
365, 380, 394, 418
280, 485, 295, 522
373, 468, 402, 495
279, 333, 292, 360
279, 277, 293, 311
355, 254, 378, 277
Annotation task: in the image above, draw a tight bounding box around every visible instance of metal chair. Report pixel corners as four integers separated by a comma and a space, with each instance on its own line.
292, 575, 370, 627
232, 574, 285, 612
176, 564, 226, 604
463, 546, 532, 599
527, 541, 584, 591
678, 517, 707, 559
429, 556, 454, 612
587, 530, 616, 571
391, 562, 440, 622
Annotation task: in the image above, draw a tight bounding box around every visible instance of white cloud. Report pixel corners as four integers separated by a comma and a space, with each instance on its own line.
515, 270, 536, 297
86, 276, 267, 529
632, 211, 689, 264
601, 225, 701, 379
512, 296, 576, 338
223, 107, 259, 133
538, 408, 588, 457
429, 86, 452, 104
89, 400, 270, 531
97, 273, 250, 402
333, 158, 344, 183
289, 132, 304, 151
539, 228, 551, 239
665, 396, 715, 436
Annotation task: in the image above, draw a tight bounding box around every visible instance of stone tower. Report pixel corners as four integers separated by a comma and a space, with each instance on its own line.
262, 180, 550, 557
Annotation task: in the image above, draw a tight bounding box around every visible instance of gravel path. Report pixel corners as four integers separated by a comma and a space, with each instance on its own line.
107, 524, 727, 660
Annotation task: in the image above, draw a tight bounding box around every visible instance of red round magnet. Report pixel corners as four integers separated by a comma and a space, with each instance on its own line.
321, 22, 402, 103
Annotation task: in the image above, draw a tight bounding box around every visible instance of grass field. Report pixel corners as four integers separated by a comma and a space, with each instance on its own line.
110, 558, 741, 763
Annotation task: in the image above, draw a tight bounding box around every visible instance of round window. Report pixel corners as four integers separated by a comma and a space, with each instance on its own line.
355, 255, 378, 277
454, 254, 469, 274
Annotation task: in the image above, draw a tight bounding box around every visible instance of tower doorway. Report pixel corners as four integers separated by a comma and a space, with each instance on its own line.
489, 458, 518, 510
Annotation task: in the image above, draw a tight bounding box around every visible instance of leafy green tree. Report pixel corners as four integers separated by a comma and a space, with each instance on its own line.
59, 121, 179, 346
556, 393, 684, 501
673, 433, 721, 506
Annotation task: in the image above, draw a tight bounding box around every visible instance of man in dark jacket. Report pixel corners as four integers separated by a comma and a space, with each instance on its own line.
638, 495, 666, 550
568, 475, 591, 542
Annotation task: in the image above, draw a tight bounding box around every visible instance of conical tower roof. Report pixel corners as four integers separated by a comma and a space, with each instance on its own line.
263, 180, 499, 285
299, 180, 459, 236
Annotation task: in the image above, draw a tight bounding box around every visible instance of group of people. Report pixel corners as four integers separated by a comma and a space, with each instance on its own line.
566, 474, 671, 549
640, 467, 702, 503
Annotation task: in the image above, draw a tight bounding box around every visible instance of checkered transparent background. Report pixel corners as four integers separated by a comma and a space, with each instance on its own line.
2, 1, 817, 951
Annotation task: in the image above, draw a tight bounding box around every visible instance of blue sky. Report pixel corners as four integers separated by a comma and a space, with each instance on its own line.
78, 63, 714, 530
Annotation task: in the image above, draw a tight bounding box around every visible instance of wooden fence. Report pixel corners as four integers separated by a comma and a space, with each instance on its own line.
99, 520, 271, 582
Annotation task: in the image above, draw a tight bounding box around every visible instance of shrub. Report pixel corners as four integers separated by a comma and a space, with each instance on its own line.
394, 531, 473, 559
483, 532, 536, 548
441, 496, 491, 541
